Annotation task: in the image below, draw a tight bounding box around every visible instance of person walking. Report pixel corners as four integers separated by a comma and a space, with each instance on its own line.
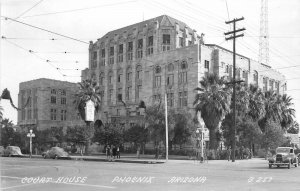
106, 145, 111, 160
112, 145, 117, 159
116, 146, 120, 159
227, 147, 231, 161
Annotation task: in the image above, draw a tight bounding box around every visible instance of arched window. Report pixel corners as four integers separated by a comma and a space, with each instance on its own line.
108, 71, 113, 84
181, 60, 188, 70
253, 70, 258, 85
155, 66, 161, 74
126, 66, 132, 82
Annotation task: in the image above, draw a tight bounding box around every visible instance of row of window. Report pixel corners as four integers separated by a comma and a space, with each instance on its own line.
51, 89, 66, 96
50, 96, 67, 104
21, 108, 38, 120
50, 109, 67, 121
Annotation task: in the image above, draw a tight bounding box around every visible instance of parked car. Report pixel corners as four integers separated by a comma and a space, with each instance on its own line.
2, 146, 23, 157
268, 147, 298, 169
42, 147, 70, 159
0, 146, 4, 155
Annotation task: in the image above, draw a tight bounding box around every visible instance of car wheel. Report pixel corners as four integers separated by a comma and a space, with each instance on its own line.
54, 155, 58, 159
269, 164, 272, 169
277, 165, 280, 168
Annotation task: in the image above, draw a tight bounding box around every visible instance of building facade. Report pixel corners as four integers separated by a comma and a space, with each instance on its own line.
82, 15, 286, 127
17, 78, 84, 131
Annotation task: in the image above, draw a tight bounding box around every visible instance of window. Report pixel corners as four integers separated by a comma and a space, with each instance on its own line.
126, 86, 132, 100
179, 37, 184, 47
188, 40, 192, 46
108, 72, 113, 84
225, 65, 229, 73
117, 109, 121, 116
108, 89, 113, 103
127, 42, 133, 61
167, 74, 174, 85
118, 44, 123, 63
163, 34, 170, 44
155, 66, 161, 74
136, 65, 142, 80
137, 50, 143, 58
167, 93, 174, 107
126, 71, 132, 82
154, 76, 161, 87
101, 49, 105, 58
51, 89, 56, 94
168, 63, 174, 72
136, 85, 142, 99
61, 89, 66, 96
92, 60, 97, 68
109, 57, 114, 65
51, 96, 56, 104
181, 61, 188, 69
138, 39, 143, 48
179, 72, 187, 84
269, 80, 274, 91
27, 109, 32, 119
204, 60, 209, 69
61, 110, 67, 121
50, 109, 57, 120
179, 91, 188, 107
263, 77, 268, 92
93, 51, 97, 60
110, 47, 114, 56
61, 97, 66, 105
118, 44, 123, 54
118, 74, 122, 83
148, 36, 153, 46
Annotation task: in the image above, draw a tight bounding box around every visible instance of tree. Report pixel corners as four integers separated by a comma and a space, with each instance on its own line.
0, 119, 23, 148
74, 79, 101, 154
279, 94, 295, 131
172, 110, 194, 149
194, 74, 231, 149
93, 123, 123, 146
261, 121, 286, 150
124, 124, 148, 152
287, 121, 299, 134
144, 102, 175, 149
247, 84, 265, 121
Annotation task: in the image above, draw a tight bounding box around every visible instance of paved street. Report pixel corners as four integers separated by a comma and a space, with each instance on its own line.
1, 157, 300, 191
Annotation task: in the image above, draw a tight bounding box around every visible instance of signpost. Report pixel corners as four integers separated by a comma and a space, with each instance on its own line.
85, 100, 95, 122
27, 129, 35, 158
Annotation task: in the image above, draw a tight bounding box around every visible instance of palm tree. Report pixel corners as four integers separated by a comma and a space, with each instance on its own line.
194, 74, 231, 149
279, 94, 295, 132
259, 91, 282, 132
247, 84, 266, 121
74, 79, 102, 154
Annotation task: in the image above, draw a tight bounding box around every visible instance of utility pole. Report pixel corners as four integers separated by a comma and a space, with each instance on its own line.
224, 17, 245, 162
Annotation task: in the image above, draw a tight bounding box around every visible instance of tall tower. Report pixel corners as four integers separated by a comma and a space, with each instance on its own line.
258, 0, 269, 65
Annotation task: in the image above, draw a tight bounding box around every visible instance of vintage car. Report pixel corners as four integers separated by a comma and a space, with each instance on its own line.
268, 147, 298, 169
2, 146, 23, 157
42, 147, 70, 159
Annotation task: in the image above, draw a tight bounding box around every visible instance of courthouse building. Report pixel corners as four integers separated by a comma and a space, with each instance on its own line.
17, 78, 84, 131
80, 15, 286, 127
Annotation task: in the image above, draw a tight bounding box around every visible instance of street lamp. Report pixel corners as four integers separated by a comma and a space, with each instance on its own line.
27, 129, 35, 158
196, 128, 204, 163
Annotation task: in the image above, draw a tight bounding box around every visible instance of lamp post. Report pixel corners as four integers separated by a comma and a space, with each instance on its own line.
196, 128, 204, 163
27, 129, 35, 158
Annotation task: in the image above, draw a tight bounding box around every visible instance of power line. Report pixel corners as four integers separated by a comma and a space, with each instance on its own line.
14, 0, 45, 20
1, 16, 89, 44
21, 0, 138, 18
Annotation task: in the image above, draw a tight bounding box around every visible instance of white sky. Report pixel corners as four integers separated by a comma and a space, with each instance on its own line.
1, 0, 300, 134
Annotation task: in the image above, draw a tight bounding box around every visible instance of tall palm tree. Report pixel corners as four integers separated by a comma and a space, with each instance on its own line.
259, 91, 282, 132
247, 84, 266, 121
194, 74, 231, 149
74, 79, 102, 154
279, 94, 295, 132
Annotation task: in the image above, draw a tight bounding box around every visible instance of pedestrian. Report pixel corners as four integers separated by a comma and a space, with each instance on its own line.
106, 145, 110, 160
227, 147, 231, 161
116, 146, 120, 159
109, 146, 113, 160
112, 145, 117, 159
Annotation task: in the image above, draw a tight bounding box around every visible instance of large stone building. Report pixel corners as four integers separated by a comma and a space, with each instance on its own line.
17, 78, 84, 131
82, 15, 286, 126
